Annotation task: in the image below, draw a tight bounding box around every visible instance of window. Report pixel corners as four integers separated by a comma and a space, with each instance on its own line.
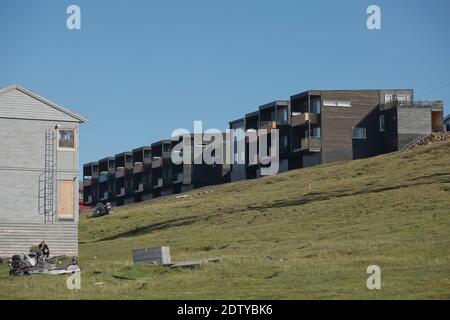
312, 127, 321, 138
385, 94, 393, 103
311, 99, 321, 114
379, 115, 385, 132
323, 100, 351, 108
277, 107, 288, 124
397, 95, 408, 102
352, 127, 367, 139
58, 129, 76, 150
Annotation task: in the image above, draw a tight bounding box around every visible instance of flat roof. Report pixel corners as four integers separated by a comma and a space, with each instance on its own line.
259, 100, 289, 111
115, 151, 132, 157
83, 161, 98, 167
290, 89, 414, 100
151, 140, 172, 147
245, 110, 259, 118
98, 157, 115, 162
132, 146, 152, 152
229, 117, 245, 125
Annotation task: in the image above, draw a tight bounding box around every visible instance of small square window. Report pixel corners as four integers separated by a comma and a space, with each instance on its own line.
58, 129, 76, 150
352, 127, 367, 139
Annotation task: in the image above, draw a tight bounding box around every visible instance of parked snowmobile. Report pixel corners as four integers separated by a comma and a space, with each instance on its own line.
91, 202, 113, 218
8, 242, 81, 276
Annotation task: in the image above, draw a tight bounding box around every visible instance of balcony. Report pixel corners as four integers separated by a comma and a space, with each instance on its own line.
134, 183, 144, 193
292, 112, 319, 127
153, 178, 163, 189
83, 179, 92, 187
99, 174, 108, 183
260, 121, 277, 132
84, 195, 92, 205
173, 173, 184, 184
100, 191, 109, 201
115, 167, 125, 179
152, 157, 163, 168
380, 100, 444, 111
133, 162, 143, 174
116, 187, 125, 197
300, 138, 321, 152
245, 130, 258, 143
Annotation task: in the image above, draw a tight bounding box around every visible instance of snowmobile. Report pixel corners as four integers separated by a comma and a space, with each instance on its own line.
91, 202, 113, 218
8, 242, 81, 276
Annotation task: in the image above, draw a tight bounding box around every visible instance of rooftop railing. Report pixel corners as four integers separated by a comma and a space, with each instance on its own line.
381, 100, 444, 111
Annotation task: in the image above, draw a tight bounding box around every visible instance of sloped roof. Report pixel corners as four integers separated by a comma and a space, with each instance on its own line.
0, 84, 88, 123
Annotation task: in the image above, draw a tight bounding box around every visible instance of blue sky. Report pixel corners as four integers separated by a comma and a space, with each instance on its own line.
1, 0, 449, 170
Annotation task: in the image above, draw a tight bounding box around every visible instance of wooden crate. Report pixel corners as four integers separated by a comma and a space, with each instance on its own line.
132, 246, 171, 265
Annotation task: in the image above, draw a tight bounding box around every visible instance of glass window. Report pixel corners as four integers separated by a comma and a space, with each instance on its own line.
323, 100, 351, 108
397, 95, 408, 102
352, 127, 367, 139
277, 107, 288, 124
385, 94, 393, 103
380, 115, 385, 132
312, 127, 321, 138
312, 100, 321, 114
58, 129, 75, 150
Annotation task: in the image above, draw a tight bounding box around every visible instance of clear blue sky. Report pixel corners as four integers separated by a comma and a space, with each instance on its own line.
1, 0, 449, 172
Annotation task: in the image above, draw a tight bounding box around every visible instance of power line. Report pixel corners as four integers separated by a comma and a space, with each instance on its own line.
416, 82, 450, 99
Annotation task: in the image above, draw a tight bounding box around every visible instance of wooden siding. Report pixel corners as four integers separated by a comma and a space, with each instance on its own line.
0, 87, 83, 258
0, 223, 78, 257
0, 118, 80, 224
321, 90, 381, 163
0, 88, 79, 122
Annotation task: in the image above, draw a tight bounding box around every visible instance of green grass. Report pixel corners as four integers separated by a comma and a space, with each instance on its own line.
1, 142, 450, 299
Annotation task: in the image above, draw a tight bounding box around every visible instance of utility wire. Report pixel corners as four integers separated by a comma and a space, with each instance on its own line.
416, 82, 450, 100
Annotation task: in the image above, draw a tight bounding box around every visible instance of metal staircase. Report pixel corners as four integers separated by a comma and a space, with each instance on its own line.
400, 133, 430, 151
39, 130, 57, 224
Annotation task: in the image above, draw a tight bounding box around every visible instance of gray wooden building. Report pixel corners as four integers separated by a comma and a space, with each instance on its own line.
0, 84, 87, 257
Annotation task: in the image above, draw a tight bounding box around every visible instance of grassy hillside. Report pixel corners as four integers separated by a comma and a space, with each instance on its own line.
1, 142, 450, 299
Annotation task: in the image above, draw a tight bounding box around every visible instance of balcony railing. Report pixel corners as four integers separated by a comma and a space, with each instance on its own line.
260, 121, 277, 131
83, 179, 92, 187
133, 162, 143, 174
245, 130, 258, 143
381, 100, 444, 111
99, 174, 108, 183
300, 138, 321, 152
116, 187, 125, 197
152, 157, 163, 168
153, 178, 163, 188
115, 167, 125, 178
134, 183, 144, 193
84, 195, 92, 205
173, 173, 184, 184
100, 191, 109, 201
292, 112, 319, 127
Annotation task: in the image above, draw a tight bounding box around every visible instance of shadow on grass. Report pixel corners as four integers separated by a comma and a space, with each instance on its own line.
96, 175, 450, 243
245, 176, 450, 211
97, 215, 199, 242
